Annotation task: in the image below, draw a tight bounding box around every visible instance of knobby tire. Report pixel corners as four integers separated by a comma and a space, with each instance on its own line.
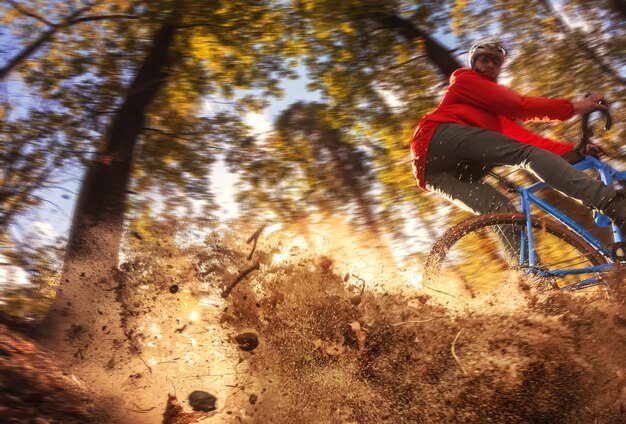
424, 213, 607, 294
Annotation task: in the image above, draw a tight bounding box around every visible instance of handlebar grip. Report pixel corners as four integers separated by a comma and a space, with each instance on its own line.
598, 102, 612, 131
580, 100, 612, 148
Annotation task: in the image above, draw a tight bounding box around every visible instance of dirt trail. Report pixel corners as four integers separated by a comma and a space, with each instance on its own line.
1, 216, 626, 423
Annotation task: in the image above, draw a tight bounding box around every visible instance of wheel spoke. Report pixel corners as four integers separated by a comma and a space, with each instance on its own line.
425, 213, 608, 296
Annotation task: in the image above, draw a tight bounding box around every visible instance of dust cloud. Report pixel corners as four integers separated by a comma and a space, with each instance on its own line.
1, 216, 625, 423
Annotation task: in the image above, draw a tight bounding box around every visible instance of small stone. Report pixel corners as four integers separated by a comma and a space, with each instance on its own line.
188, 390, 217, 412
249, 394, 258, 404
235, 331, 259, 351
417, 295, 430, 304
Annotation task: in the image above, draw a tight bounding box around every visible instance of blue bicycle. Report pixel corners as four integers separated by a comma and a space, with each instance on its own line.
424, 106, 624, 294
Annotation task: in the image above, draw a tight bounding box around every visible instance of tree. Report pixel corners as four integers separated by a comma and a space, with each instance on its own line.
0, 0, 141, 236
33, 0, 298, 362
236, 101, 383, 234
277, 0, 467, 247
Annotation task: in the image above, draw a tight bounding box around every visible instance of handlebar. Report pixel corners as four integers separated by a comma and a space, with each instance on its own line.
579, 98, 612, 151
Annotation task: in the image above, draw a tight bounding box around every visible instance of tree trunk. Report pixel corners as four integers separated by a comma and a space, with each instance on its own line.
41, 20, 176, 363
326, 139, 383, 238
375, 14, 462, 78
610, 0, 626, 19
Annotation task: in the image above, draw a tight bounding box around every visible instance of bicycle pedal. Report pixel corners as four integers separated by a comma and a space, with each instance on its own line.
611, 242, 626, 262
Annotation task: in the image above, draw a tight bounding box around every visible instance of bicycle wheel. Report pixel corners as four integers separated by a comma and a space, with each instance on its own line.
424, 213, 608, 297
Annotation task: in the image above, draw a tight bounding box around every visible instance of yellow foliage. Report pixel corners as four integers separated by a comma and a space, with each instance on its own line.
397, 47, 409, 65
317, 30, 332, 41
451, 0, 469, 36
1, 7, 19, 24
541, 16, 557, 33
413, 38, 425, 54
340, 22, 353, 34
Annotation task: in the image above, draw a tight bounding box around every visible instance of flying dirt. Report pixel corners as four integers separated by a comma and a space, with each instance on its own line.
1, 216, 625, 423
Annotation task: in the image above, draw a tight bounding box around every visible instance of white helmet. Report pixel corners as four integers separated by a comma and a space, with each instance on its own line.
467, 37, 508, 68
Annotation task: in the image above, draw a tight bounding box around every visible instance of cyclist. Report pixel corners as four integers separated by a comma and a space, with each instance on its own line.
410, 37, 626, 252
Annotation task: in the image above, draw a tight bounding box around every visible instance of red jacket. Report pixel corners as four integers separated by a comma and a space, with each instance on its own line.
410, 68, 575, 190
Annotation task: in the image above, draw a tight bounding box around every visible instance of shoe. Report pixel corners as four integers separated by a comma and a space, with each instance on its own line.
602, 193, 626, 234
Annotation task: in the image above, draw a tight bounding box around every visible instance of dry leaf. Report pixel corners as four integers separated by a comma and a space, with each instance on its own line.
325, 336, 346, 356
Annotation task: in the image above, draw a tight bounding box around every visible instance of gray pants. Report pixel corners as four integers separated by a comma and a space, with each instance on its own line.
425, 123, 616, 260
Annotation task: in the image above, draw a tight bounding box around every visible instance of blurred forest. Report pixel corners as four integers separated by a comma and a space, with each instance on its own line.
1, 1, 626, 422
0, 0, 625, 363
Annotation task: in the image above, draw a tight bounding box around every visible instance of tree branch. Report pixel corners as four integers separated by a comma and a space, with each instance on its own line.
141, 126, 219, 142
7, 0, 56, 27
72, 14, 139, 24
374, 13, 462, 78
0, 29, 55, 80
221, 260, 260, 298
0, 1, 136, 81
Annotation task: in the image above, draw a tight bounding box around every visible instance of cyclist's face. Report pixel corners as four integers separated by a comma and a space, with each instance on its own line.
474, 54, 503, 80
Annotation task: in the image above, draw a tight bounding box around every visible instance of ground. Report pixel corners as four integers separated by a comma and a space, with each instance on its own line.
1, 217, 626, 423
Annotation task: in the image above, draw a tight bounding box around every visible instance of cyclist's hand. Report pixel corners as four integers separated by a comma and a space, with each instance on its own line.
573, 93, 607, 115
561, 142, 604, 164
583, 142, 605, 158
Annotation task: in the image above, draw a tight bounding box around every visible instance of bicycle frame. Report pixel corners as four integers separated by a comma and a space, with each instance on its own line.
514, 155, 626, 289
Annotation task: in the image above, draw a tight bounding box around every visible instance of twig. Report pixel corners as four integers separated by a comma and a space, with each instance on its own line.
221, 260, 260, 298
423, 284, 460, 299
391, 318, 434, 326
247, 223, 268, 260
345, 274, 366, 306
127, 404, 156, 413
139, 354, 153, 375
166, 376, 177, 398
225, 382, 252, 396
180, 372, 237, 380
351, 274, 366, 296
451, 329, 467, 375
